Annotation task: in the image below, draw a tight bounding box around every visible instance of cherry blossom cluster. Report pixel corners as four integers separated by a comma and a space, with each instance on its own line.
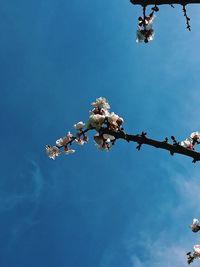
180, 132, 200, 150
136, 12, 155, 43
46, 97, 124, 160
187, 218, 200, 264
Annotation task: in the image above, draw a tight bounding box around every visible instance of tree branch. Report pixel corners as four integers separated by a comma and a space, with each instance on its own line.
46, 98, 200, 163
130, 0, 200, 5
100, 128, 200, 163
183, 5, 191, 31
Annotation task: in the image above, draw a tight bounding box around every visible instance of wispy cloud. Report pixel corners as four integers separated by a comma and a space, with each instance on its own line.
0, 160, 43, 212
126, 165, 200, 267
130, 239, 187, 267
0, 160, 44, 248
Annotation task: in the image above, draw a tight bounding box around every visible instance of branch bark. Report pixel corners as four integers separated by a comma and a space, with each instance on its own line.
130, 0, 200, 5
100, 128, 200, 163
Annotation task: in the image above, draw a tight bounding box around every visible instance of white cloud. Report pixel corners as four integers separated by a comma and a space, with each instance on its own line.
131, 240, 187, 267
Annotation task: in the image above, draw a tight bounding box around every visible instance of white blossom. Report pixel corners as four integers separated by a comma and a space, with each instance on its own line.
56, 138, 64, 147
91, 97, 110, 110
181, 132, 200, 150
108, 112, 119, 124
75, 138, 86, 145
46, 145, 60, 160
88, 114, 105, 130
56, 132, 73, 147
97, 143, 112, 151
107, 112, 124, 127
145, 14, 155, 29
180, 138, 194, 150
74, 121, 85, 130
94, 133, 112, 151
67, 131, 73, 138
103, 134, 115, 141
191, 132, 200, 141
90, 107, 110, 116
136, 29, 155, 43
94, 133, 104, 146
190, 218, 200, 232
187, 245, 200, 264
136, 13, 155, 43
138, 14, 155, 30
136, 30, 146, 43
194, 245, 200, 257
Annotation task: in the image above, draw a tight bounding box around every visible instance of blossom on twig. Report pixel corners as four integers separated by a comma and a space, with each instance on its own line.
181, 132, 200, 150
190, 218, 200, 233
136, 12, 155, 43
46, 145, 60, 160
56, 132, 73, 147
190, 132, 200, 143
180, 138, 194, 150
93, 132, 115, 151
88, 114, 106, 130
75, 138, 86, 145
46, 96, 200, 162
46, 96, 123, 159
187, 245, 200, 264
74, 121, 85, 130
107, 112, 124, 131
91, 97, 110, 111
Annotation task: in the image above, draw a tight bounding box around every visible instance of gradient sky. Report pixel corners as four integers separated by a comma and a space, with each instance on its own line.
1, 1, 200, 267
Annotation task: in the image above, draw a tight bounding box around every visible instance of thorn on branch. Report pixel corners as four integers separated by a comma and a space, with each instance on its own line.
141, 132, 147, 138
136, 143, 142, 151
111, 139, 116, 146
152, 5, 159, 12
171, 136, 179, 146
192, 158, 197, 163
163, 137, 168, 143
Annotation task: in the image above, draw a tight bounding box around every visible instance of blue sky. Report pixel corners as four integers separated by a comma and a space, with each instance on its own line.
1, 1, 200, 267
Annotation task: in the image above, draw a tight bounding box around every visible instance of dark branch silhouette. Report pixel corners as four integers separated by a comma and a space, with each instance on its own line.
183, 4, 191, 30
130, 0, 200, 6
99, 128, 200, 163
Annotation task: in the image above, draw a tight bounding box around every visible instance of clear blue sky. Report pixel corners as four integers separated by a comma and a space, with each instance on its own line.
1, 1, 200, 266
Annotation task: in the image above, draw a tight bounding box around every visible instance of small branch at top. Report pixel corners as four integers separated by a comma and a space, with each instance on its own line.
183, 5, 191, 31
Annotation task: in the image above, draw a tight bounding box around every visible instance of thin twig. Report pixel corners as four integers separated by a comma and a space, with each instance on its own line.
130, 0, 200, 6
183, 5, 191, 31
